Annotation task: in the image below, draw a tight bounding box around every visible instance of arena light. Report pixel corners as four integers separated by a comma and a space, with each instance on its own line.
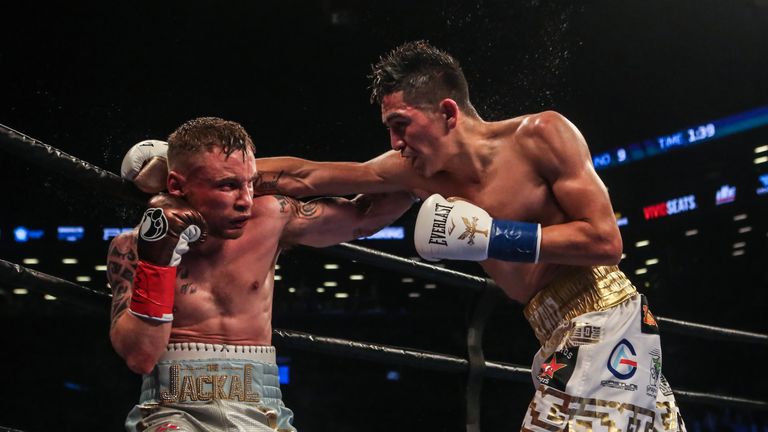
44, 294, 57, 301
349, 274, 364, 280
22, 258, 39, 265
288, 287, 296, 293
401, 277, 414, 283
754, 156, 768, 165
635, 240, 650, 248
274, 275, 282, 281
733, 214, 748, 221
685, 229, 699, 237
324, 264, 339, 270
424, 283, 437, 289
645, 258, 659, 266
57, 226, 84, 242
621, 253, 627, 260
755, 145, 768, 153
94, 265, 107, 271
62, 258, 78, 264
635, 268, 648, 275
733, 242, 746, 249
275, 264, 281, 270
316, 287, 326, 293
334, 292, 349, 299
715, 185, 736, 205
76, 276, 91, 282
738, 226, 752, 234
359, 226, 405, 240
732, 249, 745, 256
14, 227, 44, 242
408, 292, 421, 298
323, 281, 337, 287
13, 288, 28, 295
102, 227, 133, 241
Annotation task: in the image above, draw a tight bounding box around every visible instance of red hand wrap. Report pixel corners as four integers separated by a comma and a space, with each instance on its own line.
129, 260, 177, 322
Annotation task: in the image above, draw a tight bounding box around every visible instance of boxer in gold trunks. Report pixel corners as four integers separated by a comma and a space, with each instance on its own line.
254, 41, 686, 431
109, 117, 415, 431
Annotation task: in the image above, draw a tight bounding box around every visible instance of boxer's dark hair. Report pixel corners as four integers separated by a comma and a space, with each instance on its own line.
370, 40, 477, 117
167, 117, 255, 167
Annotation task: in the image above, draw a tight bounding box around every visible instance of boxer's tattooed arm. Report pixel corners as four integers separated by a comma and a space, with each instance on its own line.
106, 235, 138, 329
274, 195, 321, 219
177, 266, 197, 295
254, 171, 284, 195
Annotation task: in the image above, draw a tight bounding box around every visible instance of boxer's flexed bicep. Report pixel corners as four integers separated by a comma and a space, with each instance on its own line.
525, 111, 622, 264
278, 192, 415, 247
106, 231, 139, 330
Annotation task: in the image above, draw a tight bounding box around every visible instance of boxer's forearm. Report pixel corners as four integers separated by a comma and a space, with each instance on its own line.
132, 157, 168, 194
110, 313, 172, 375
537, 221, 623, 265
255, 157, 398, 197
350, 191, 417, 238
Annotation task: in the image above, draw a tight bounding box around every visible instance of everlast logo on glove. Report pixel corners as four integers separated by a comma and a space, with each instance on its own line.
428, 203, 453, 246
140, 208, 169, 241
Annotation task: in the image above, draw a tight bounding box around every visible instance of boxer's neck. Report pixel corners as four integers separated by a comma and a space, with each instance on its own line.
442, 117, 495, 183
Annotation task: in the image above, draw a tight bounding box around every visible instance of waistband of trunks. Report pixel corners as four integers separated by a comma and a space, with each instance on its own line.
523, 265, 637, 346
160, 343, 276, 364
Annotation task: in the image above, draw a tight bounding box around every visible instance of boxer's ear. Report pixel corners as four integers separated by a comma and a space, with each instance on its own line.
438, 98, 459, 130
167, 171, 186, 197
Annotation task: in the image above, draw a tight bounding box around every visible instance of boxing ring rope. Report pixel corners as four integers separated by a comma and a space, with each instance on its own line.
2, 122, 768, 430
1, 257, 766, 413
3, 122, 766, 345
0, 124, 147, 206
309, 242, 768, 345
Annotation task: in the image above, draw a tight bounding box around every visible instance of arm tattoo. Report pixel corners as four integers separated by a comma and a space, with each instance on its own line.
274, 195, 321, 219
107, 236, 138, 329
254, 171, 284, 195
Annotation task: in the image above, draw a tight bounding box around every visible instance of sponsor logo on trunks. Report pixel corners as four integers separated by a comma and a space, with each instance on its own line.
155, 423, 181, 432
537, 347, 578, 391
607, 339, 638, 380
658, 373, 674, 396
539, 355, 567, 379
139, 208, 168, 242
428, 203, 453, 246
642, 305, 657, 327
640, 296, 660, 334
568, 324, 602, 346
160, 363, 260, 403
647, 349, 662, 397
600, 379, 638, 392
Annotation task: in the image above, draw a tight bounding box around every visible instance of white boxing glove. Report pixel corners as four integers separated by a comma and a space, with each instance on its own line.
414, 194, 541, 263
120, 139, 168, 180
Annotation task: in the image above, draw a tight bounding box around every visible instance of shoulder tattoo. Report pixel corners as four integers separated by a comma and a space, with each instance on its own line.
273, 195, 321, 219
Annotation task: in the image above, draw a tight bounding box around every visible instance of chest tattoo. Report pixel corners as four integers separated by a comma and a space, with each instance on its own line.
177, 266, 197, 295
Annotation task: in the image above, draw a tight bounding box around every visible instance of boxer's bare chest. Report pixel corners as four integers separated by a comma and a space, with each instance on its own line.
170, 203, 285, 332
419, 141, 569, 302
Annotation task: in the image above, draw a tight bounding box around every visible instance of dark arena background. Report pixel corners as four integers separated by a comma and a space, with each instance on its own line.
1, 1, 768, 431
